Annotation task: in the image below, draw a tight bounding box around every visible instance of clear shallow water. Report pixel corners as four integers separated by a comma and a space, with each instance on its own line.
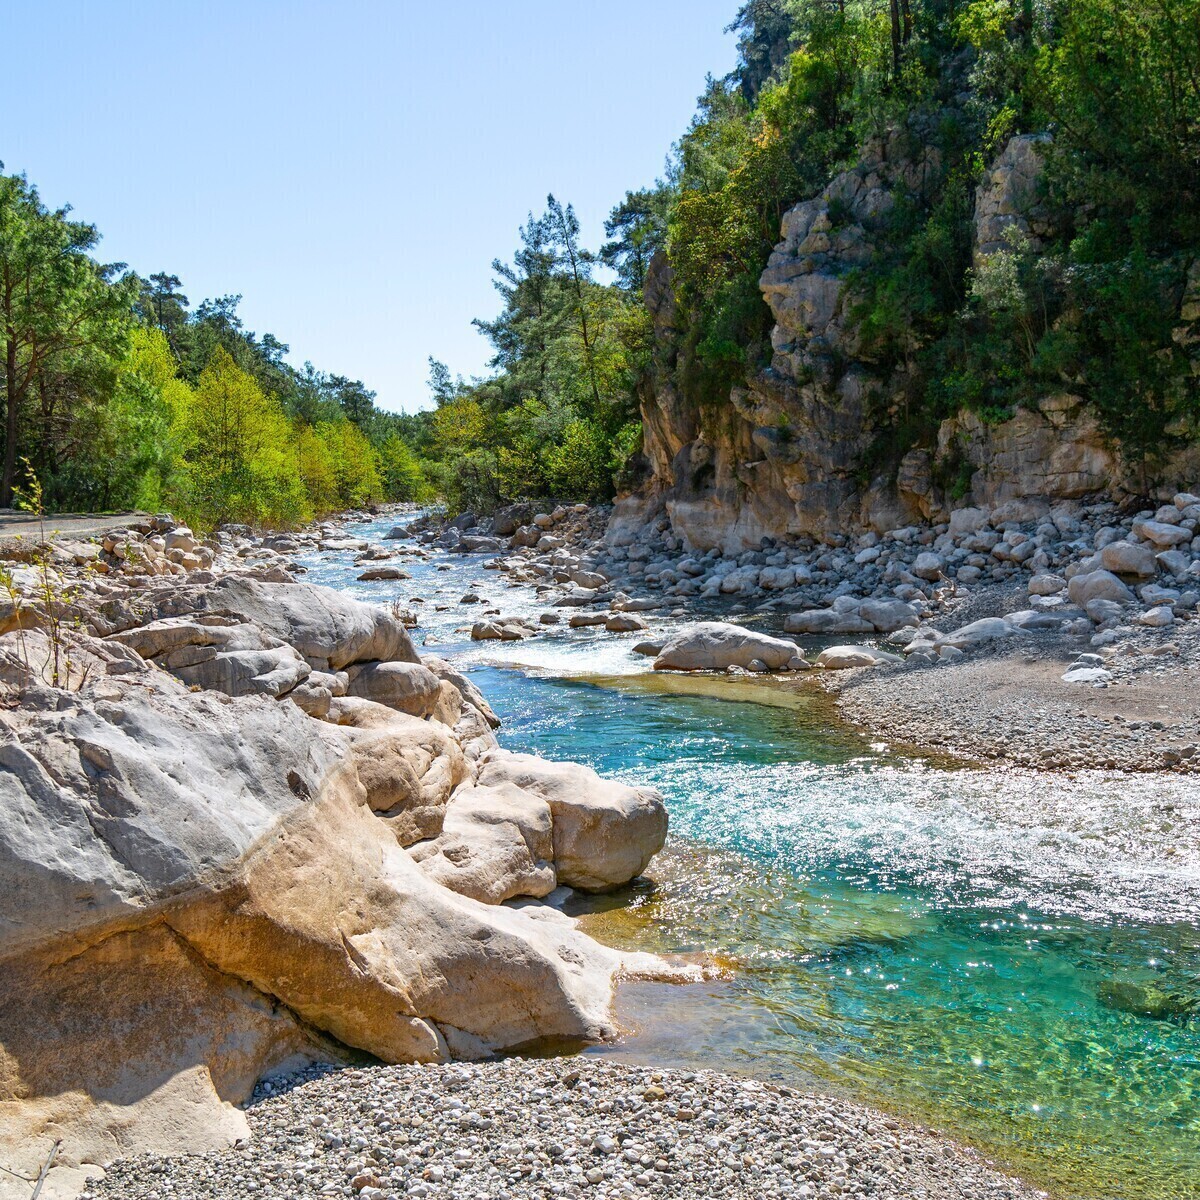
308, 518, 1200, 1200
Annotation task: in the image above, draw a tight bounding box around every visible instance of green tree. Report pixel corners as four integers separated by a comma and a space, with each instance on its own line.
378, 431, 427, 501
174, 347, 307, 528
0, 169, 137, 506
602, 185, 674, 292
316, 418, 382, 507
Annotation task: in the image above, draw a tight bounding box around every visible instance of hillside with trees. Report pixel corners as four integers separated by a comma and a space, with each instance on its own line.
427, 0, 1200, 514
0, 172, 427, 528
3, 0, 1197, 526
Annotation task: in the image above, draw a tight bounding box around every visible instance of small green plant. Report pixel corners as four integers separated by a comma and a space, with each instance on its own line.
11, 461, 90, 691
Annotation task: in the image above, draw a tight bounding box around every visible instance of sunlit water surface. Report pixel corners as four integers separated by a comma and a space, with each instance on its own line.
305, 518, 1200, 1200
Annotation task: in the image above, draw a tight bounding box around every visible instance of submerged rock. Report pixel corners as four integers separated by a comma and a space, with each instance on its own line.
1097, 980, 1197, 1021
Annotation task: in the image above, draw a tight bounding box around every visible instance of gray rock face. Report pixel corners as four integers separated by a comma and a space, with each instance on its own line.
653, 621, 799, 671
93, 576, 416, 668
0, 672, 344, 960
191, 577, 418, 670
618, 127, 1193, 552
973, 133, 1052, 260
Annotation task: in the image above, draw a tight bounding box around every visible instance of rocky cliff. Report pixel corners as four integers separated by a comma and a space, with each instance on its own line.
621, 133, 1199, 552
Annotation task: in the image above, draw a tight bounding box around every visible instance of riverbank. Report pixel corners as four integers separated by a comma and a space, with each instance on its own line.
399, 494, 1200, 775
824, 631, 1200, 771
82, 1058, 1045, 1200
0, 509, 680, 1198
3, 505, 1196, 1200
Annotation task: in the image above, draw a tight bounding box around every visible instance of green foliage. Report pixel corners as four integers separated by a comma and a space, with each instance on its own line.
418, 194, 651, 512
0, 163, 429, 524
696, 0, 1200, 480
601, 186, 672, 291
0, 167, 139, 507
173, 348, 309, 530
666, 3, 892, 403
1036, 0, 1200, 248
378, 433, 429, 503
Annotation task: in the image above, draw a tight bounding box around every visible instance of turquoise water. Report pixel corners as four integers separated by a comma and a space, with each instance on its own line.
307, 518, 1200, 1200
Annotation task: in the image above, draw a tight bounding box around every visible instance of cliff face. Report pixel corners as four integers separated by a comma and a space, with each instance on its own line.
622, 134, 1199, 552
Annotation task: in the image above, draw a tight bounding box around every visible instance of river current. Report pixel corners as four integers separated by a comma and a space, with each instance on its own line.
304, 516, 1200, 1200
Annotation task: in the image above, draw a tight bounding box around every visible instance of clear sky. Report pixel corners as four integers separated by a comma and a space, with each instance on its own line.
1, 1, 738, 412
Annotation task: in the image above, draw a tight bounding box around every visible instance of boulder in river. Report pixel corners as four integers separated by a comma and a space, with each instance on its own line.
1097, 980, 1197, 1021
653, 621, 799, 672
477, 750, 668, 892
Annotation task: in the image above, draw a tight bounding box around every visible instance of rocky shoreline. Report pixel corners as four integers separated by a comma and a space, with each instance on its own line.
83, 1059, 1045, 1200
387, 490, 1200, 773
2, 496, 1190, 1199
0, 512, 682, 1198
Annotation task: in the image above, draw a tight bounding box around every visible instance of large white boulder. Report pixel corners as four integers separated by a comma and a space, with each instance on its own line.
653, 622, 799, 671
1132, 518, 1191, 548
815, 645, 902, 670
1068, 569, 1135, 607
911, 551, 945, 581
784, 609, 874, 634
102, 577, 419, 670
345, 660, 443, 719
477, 750, 667, 892
940, 617, 1015, 649
858, 598, 921, 632
1098, 541, 1159, 578
108, 615, 312, 699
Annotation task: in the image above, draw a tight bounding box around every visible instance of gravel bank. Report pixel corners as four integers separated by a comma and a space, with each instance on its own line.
825, 620, 1200, 771
82, 1059, 1046, 1200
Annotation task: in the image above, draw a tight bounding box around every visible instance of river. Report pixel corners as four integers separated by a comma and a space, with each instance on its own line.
303, 515, 1200, 1200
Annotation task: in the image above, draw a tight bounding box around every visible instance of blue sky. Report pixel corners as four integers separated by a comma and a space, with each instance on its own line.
2, 1, 738, 411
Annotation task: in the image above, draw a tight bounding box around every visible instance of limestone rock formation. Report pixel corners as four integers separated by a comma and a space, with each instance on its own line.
973, 133, 1052, 261
618, 128, 1188, 553
0, 580, 672, 1198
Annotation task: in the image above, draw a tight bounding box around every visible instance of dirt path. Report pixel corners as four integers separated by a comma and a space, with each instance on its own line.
0, 510, 148, 540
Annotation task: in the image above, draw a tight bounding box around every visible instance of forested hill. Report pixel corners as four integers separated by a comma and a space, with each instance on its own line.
3, 0, 1198, 528
0, 173, 433, 527
417, 0, 1200, 521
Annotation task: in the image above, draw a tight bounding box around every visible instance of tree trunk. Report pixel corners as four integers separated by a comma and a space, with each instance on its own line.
889, 0, 903, 74
2, 311, 18, 509
557, 219, 602, 412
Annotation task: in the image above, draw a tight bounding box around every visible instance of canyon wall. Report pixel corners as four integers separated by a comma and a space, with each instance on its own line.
622, 134, 1200, 553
